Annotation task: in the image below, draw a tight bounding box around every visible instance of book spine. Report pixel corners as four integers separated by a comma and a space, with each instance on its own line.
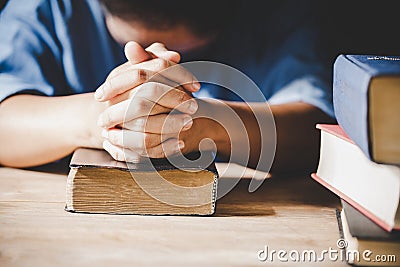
333, 55, 372, 161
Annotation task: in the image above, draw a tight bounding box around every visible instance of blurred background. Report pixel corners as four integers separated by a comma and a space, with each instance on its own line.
0, 0, 399, 172
1, 0, 399, 63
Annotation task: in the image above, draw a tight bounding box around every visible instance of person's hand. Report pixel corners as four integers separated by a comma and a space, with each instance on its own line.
95, 42, 201, 162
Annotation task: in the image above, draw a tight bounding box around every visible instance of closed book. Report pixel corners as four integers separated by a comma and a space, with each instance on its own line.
66, 148, 218, 215
341, 200, 400, 241
338, 209, 400, 266
333, 54, 400, 165
311, 124, 400, 231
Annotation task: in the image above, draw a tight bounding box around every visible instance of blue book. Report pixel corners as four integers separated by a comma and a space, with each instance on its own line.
333, 55, 400, 165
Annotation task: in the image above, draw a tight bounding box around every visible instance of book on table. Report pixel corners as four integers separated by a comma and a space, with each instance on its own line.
66, 148, 219, 215
333, 54, 400, 165
338, 201, 400, 266
311, 124, 400, 232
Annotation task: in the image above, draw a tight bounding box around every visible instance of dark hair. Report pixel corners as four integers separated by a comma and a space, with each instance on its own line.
100, 0, 237, 37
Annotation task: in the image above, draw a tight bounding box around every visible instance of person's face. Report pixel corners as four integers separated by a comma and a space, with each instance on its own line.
105, 14, 213, 53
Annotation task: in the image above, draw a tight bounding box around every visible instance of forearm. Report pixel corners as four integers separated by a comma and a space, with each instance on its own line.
0, 93, 104, 168
269, 102, 334, 173
183, 100, 334, 173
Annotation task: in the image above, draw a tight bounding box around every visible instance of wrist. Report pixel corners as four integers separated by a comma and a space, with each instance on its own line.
180, 99, 229, 154
69, 93, 106, 149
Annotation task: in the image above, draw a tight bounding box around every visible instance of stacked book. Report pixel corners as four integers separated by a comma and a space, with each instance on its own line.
312, 55, 400, 266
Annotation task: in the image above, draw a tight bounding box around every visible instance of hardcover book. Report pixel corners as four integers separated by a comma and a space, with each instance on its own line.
66, 148, 218, 215
341, 200, 400, 240
333, 55, 400, 165
311, 124, 400, 231
338, 208, 400, 266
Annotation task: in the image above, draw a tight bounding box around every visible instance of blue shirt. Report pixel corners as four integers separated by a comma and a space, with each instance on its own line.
0, 0, 334, 117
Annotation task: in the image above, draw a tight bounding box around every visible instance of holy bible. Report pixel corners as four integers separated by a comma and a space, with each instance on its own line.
66, 148, 218, 215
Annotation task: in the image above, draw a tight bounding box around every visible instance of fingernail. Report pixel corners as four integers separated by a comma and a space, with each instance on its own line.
134, 118, 146, 128
187, 100, 198, 114
97, 115, 105, 127
192, 81, 201, 91
127, 118, 145, 131
101, 129, 108, 139
127, 156, 141, 163
182, 116, 193, 130
94, 87, 104, 100
177, 140, 185, 151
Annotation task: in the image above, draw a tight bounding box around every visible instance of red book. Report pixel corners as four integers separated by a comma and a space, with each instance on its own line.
311, 124, 400, 232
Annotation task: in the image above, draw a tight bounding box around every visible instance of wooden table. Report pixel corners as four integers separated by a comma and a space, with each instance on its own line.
0, 165, 345, 266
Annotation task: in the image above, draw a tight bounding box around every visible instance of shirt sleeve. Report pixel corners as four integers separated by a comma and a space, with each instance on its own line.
266, 27, 334, 118
0, 0, 64, 102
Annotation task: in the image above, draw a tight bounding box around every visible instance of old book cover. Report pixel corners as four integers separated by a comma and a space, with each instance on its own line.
66, 148, 218, 215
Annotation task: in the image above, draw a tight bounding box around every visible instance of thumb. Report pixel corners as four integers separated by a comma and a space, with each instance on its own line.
124, 41, 152, 64
146, 42, 181, 63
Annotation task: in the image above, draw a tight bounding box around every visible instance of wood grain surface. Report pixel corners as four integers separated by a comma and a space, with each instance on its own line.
0, 164, 345, 267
